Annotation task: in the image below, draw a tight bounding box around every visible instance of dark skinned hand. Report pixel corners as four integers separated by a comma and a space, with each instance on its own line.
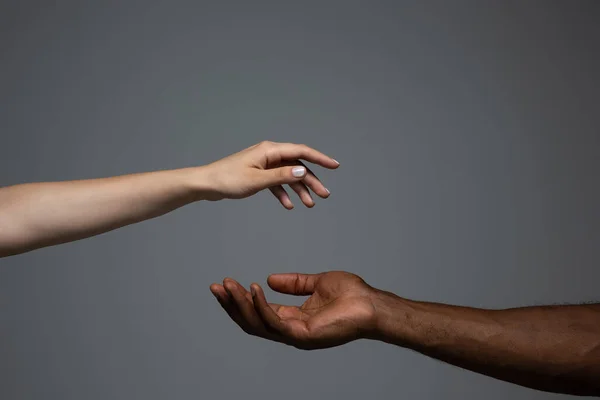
209, 271, 378, 350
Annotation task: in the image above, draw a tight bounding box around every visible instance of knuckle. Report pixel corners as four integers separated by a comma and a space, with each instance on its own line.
259, 140, 273, 148
292, 274, 310, 294
301, 275, 309, 293
293, 274, 302, 294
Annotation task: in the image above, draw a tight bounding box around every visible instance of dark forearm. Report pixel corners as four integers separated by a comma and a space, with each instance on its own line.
370, 290, 600, 396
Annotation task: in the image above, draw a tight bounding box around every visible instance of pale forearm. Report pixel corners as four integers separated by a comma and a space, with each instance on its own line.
371, 291, 600, 396
0, 167, 211, 257
0, 142, 338, 257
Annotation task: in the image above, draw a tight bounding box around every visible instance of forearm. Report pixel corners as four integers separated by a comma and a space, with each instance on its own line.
0, 167, 212, 257
370, 290, 600, 396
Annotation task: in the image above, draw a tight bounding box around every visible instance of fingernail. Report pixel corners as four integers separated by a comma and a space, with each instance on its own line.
332, 159, 339, 165
292, 166, 306, 177
325, 188, 330, 195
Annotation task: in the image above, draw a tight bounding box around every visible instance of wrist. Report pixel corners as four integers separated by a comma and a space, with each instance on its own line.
367, 288, 416, 346
177, 166, 222, 202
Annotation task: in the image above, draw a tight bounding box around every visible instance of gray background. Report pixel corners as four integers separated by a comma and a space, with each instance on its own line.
1, 1, 599, 399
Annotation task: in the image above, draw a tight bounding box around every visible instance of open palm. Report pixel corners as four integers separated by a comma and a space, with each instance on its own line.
210, 271, 378, 350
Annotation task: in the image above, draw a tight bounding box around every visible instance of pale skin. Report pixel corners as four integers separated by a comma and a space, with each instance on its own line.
0, 141, 339, 258
211, 272, 600, 396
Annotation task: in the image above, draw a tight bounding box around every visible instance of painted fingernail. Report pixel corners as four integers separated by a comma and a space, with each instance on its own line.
292, 166, 306, 177
325, 188, 330, 195
332, 159, 339, 165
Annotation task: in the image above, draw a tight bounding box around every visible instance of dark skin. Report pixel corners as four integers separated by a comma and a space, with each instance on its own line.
210, 271, 600, 397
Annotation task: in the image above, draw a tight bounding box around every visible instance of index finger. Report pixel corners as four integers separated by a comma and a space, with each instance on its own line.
267, 143, 339, 169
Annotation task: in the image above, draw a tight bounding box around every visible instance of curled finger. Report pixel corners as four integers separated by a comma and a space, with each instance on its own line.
289, 181, 314, 208
210, 283, 250, 333
250, 283, 307, 343
297, 162, 330, 199
269, 185, 294, 209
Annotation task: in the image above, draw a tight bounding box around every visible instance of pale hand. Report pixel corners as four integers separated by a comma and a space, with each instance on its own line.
201, 141, 339, 208
210, 272, 378, 350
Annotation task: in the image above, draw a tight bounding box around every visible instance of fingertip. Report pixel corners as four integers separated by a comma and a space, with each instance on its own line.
282, 200, 294, 210
223, 278, 236, 292
322, 159, 340, 169
313, 187, 330, 199
303, 194, 314, 208
210, 284, 228, 302
302, 195, 315, 207
266, 274, 280, 289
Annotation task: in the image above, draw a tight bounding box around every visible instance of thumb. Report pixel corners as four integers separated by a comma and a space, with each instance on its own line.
267, 273, 323, 296
256, 166, 307, 187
